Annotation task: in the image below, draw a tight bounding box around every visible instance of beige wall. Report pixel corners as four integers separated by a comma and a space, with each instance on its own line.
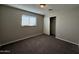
56, 9, 79, 45
0, 5, 44, 45
44, 15, 50, 35
44, 8, 79, 45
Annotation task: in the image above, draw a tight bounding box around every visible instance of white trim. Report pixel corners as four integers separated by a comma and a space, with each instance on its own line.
56, 36, 79, 46
0, 33, 42, 47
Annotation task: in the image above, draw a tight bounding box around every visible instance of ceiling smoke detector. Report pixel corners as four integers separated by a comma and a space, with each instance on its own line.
48, 9, 53, 11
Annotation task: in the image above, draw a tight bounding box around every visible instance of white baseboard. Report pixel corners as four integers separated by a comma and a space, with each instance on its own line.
0, 33, 42, 47
56, 37, 79, 46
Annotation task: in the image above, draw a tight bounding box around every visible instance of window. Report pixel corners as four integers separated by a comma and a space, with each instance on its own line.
21, 15, 37, 26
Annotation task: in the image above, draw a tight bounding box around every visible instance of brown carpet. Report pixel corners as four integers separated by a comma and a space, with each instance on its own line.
0, 34, 79, 54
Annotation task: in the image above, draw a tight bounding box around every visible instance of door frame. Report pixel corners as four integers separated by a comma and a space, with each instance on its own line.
50, 16, 56, 37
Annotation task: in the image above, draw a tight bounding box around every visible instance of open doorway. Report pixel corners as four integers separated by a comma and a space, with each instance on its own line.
50, 17, 56, 37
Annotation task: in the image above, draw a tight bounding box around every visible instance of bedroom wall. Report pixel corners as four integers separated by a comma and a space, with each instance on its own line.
0, 5, 44, 45
56, 9, 79, 45
44, 8, 79, 45
44, 15, 50, 35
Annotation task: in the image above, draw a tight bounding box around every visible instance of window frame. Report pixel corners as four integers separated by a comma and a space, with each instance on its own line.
21, 14, 37, 27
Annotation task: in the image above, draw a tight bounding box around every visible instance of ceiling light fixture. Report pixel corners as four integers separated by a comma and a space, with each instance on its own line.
40, 4, 46, 8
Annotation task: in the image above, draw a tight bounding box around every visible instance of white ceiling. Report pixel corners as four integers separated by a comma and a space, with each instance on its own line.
7, 4, 79, 15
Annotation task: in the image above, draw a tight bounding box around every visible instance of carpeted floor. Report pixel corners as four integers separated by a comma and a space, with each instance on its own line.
0, 34, 79, 54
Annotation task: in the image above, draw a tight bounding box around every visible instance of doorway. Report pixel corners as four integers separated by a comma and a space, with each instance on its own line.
50, 17, 56, 37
